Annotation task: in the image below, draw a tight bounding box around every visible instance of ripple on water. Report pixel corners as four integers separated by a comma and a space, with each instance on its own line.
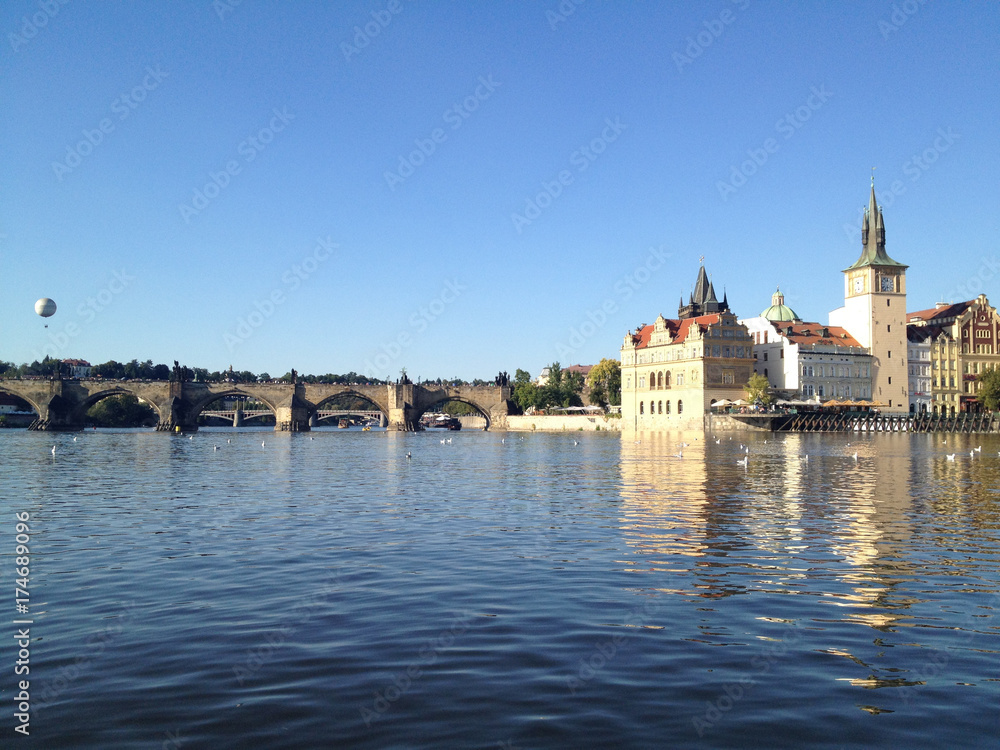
2, 429, 999, 748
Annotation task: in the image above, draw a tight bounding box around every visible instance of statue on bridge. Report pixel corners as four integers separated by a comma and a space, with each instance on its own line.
170, 361, 193, 382
495, 371, 509, 387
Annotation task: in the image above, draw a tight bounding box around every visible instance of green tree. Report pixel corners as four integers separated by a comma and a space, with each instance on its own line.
977, 367, 1000, 411
537, 363, 584, 408
441, 400, 476, 416
86, 394, 157, 427
586, 358, 621, 408
745, 373, 773, 406
92, 360, 125, 379
512, 369, 540, 412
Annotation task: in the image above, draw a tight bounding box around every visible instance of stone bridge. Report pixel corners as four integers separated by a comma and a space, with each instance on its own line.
0, 379, 514, 432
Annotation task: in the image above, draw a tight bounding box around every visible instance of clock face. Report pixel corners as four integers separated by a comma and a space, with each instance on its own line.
880, 275, 895, 292
853, 277, 864, 294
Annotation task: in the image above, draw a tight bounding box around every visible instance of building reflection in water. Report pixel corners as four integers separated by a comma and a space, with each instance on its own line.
618, 430, 921, 627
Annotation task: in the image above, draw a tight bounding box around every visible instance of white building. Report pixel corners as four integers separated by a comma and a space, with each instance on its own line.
906, 327, 932, 413
741, 288, 872, 400
63, 359, 92, 378
741, 317, 872, 400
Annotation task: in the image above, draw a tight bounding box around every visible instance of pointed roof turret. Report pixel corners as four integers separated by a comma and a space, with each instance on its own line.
692, 266, 710, 305
706, 280, 719, 304
847, 181, 907, 270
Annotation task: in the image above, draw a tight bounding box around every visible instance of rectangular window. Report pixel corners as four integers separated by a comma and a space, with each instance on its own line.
722, 370, 734, 384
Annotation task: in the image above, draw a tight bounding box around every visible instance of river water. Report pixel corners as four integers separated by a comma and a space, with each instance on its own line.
2, 428, 998, 748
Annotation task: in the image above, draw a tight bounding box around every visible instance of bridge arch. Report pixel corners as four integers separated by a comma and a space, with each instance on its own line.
187, 389, 280, 423
412, 397, 492, 430
0, 386, 42, 417
309, 391, 388, 426
69, 387, 163, 425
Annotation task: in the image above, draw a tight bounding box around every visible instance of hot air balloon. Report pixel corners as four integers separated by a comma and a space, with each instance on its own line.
35, 298, 56, 327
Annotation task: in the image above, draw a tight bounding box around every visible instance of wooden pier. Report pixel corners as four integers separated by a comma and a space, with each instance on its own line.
767, 411, 1000, 433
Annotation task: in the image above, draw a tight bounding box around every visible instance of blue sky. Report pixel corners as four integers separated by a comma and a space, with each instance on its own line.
2, 0, 998, 381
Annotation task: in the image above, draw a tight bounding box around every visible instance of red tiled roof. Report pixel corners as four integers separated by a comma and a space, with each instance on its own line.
907, 301, 972, 323
771, 321, 863, 348
632, 314, 724, 349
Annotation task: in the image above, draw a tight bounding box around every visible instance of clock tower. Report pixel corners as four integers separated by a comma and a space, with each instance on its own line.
829, 182, 909, 411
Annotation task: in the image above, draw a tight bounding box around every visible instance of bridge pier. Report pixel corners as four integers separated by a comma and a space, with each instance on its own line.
309, 413, 317, 428
275, 398, 311, 432
155, 396, 199, 432
233, 409, 244, 427
387, 407, 416, 431
28, 416, 84, 432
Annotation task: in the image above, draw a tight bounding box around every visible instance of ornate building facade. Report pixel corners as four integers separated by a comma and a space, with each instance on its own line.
621, 266, 753, 429
907, 295, 1000, 414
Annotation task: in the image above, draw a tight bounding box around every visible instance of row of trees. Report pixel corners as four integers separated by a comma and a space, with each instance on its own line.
0, 358, 508, 387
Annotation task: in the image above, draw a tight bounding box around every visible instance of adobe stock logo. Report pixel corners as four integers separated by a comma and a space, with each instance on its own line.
510, 117, 626, 233
8, 0, 71, 53
384, 75, 501, 191
716, 85, 833, 201
52, 66, 169, 182
224, 237, 337, 351
178, 107, 295, 223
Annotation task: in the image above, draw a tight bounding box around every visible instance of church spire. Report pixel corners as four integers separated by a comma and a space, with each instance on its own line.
846, 177, 907, 271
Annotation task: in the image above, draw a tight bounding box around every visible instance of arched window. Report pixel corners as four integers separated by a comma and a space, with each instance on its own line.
658, 400, 662, 414
665, 371, 671, 387
658, 372, 663, 389
677, 399, 683, 414
665, 400, 671, 414
649, 375, 655, 390
639, 402, 644, 414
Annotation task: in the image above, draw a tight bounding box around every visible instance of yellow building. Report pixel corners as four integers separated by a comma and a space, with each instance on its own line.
621, 266, 754, 430
907, 294, 1000, 414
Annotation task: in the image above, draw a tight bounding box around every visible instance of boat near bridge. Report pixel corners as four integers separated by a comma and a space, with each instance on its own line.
420, 413, 462, 431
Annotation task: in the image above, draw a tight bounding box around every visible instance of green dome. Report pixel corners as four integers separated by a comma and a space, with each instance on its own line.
760, 287, 800, 322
